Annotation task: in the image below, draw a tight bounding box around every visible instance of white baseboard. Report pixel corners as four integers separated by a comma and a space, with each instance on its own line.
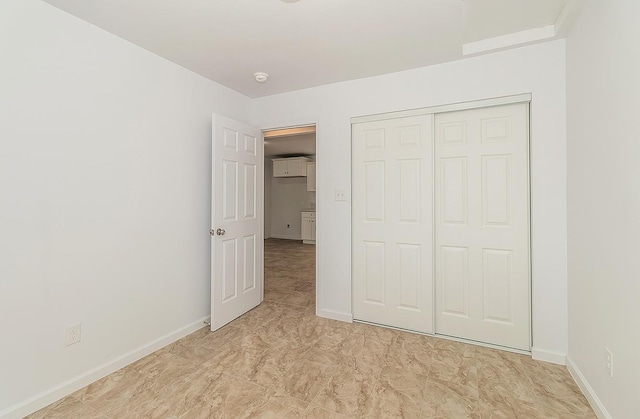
566, 356, 611, 419
0, 316, 210, 419
270, 234, 301, 240
531, 347, 567, 365
317, 308, 353, 323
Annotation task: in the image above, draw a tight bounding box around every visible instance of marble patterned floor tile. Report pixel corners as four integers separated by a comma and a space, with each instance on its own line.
310, 362, 377, 416
303, 404, 354, 418
361, 383, 425, 418
421, 378, 479, 418
25, 396, 109, 419
70, 367, 150, 404
272, 358, 335, 402
278, 290, 316, 308
263, 287, 293, 303
239, 391, 310, 419
29, 238, 596, 419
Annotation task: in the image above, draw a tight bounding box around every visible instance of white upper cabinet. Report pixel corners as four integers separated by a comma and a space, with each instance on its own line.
272, 157, 309, 177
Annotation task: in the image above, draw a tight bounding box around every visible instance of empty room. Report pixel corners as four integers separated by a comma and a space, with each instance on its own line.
1, 0, 638, 418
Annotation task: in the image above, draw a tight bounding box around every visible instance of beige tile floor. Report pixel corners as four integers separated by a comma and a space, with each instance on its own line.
29, 239, 595, 418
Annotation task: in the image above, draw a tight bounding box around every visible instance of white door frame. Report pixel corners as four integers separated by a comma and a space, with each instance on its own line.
260, 120, 319, 315
350, 94, 533, 354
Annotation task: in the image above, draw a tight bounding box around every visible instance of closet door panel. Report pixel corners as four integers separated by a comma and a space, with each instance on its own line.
352, 115, 434, 333
435, 103, 530, 351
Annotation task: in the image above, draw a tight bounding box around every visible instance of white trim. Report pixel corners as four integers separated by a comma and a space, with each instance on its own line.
270, 234, 301, 240
263, 125, 315, 138
317, 308, 353, 323
566, 356, 612, 419
258, 119, 319, 132
531, 347, 567, 365
350, 94, 532, 124
0, 316, 210, 419
553, 0, 586, 36
435, 333, 531, 356
352, 319, 532, 356
462, 26, 556, 56
526, 103, 533, 350
352, 107, 432, 124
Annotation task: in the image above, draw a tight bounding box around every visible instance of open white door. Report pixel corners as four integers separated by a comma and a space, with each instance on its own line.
211, 114, 263, 331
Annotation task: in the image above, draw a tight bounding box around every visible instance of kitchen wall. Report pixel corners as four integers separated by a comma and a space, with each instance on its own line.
269, 172, 316, 240
566, 1, 640, 418
0, 0, 251, 416
252, 39, 568, 363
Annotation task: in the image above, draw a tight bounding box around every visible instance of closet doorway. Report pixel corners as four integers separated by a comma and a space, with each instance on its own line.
352, 96, 531, 351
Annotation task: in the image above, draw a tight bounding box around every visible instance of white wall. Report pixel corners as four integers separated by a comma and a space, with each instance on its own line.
566, 1, 640, 418
252, 40, 568, 359
0, 1, 250, 416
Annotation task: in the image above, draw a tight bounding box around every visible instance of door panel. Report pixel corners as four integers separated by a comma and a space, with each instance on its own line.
353, 115, 434, 333
364, 161, 385, 221
397, 244, 421, 310
243, 234, 257, 291
211, 114, 263, 331
244, 163, 257, 219
441, 157, 468, 225
364, 241, 385, 304
435, 103, 529, 350
440, 245, 469, 317
482, 249, 512, 323
222, 239, 237, 302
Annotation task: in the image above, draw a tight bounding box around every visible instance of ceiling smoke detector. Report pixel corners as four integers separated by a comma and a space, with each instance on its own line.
254, 72, 269, 83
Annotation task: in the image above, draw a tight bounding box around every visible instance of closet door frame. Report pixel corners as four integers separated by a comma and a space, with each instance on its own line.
351, 93, 532, 353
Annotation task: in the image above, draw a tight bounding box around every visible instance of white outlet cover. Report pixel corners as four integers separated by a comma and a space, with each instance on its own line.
605, 347, 613, 377
65, 323, 82, 346
335, 189, 347, 201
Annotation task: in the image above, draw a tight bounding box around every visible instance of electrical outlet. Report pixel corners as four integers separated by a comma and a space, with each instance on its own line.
335, 189, 347, 201
65, 323, 81, 346
605, 347, 613, 377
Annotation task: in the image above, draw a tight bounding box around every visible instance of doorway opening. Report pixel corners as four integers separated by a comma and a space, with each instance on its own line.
262, 125, 317, 313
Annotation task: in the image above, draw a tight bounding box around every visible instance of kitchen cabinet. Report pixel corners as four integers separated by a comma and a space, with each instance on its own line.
272, 157, 309, 177
301, 211, 316, 244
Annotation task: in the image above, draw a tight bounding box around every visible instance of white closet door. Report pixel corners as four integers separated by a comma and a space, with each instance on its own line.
352, 115, 434, 333
434, 103, 530, 350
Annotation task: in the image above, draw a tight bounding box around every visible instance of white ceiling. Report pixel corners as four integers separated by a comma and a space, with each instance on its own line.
43, 0, 581, 98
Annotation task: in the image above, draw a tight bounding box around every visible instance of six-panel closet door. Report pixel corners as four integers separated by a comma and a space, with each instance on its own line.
434, 103, 530, 350
352, 115, 434, 333
352, 100, 531, 350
